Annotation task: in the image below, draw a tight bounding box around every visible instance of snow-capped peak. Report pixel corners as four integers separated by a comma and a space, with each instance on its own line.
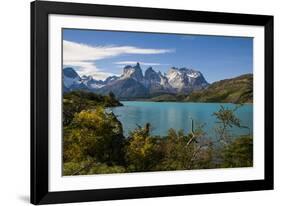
121, 63, 143, 81
165, 67, 208, 92
63, 67, 81, 88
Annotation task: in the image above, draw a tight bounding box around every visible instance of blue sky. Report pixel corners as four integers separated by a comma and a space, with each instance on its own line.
63, 29, 253, 83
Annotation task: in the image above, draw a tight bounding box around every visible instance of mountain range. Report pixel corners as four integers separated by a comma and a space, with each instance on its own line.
63, 63, 209, 99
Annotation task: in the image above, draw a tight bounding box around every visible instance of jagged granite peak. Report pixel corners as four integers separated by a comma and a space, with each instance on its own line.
81, 75, 105, 89
144, 67, 161, 82
81, 75, 92, 81
63, 68, 104, 91
166, 67, 188, 89
63, 67, 81, 89
166, 67, 209, 92
143, 66, 173, 94
104, 76, 119, 84
121, 63, 144, 81
63, 67, 80, 79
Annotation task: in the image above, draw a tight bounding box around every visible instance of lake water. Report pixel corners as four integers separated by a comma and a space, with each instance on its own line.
110, 101, 253, 138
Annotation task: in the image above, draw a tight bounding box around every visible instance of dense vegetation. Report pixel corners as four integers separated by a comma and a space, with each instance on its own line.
147, 74, 253, 104
63, 91, 253, 175
63, 91, 122, 126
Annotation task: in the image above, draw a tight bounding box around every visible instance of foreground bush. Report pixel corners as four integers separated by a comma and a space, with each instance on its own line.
63, 107, 125, 175
220, 135, 253, 168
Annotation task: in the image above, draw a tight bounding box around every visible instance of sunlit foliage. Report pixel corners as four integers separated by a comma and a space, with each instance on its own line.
63, 91, 253, 175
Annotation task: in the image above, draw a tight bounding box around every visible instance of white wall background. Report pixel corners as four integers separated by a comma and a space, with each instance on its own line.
0, 0, 279, 205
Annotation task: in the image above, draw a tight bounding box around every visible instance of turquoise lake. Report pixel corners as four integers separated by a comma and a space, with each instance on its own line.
110, 101, 253, 138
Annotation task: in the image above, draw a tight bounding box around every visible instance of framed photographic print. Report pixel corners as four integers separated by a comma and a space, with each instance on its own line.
31, 0, 274, 204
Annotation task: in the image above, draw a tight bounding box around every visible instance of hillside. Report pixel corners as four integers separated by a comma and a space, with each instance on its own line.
185, 74, 253, 103
148, 74, 253, 103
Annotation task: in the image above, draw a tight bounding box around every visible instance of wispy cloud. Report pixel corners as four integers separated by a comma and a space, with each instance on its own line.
63, 40, 174, 79
115, 61, 169, 66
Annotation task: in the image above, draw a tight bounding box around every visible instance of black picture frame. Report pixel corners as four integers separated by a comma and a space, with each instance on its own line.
31, 0, 274, 204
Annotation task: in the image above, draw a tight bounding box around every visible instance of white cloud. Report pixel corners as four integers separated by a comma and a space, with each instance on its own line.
63, 40, 173, 80
63, 61, 118, 80
114, 61, 169, 66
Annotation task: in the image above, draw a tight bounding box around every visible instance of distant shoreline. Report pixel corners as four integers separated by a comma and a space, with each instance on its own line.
117, 99, 253, 105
